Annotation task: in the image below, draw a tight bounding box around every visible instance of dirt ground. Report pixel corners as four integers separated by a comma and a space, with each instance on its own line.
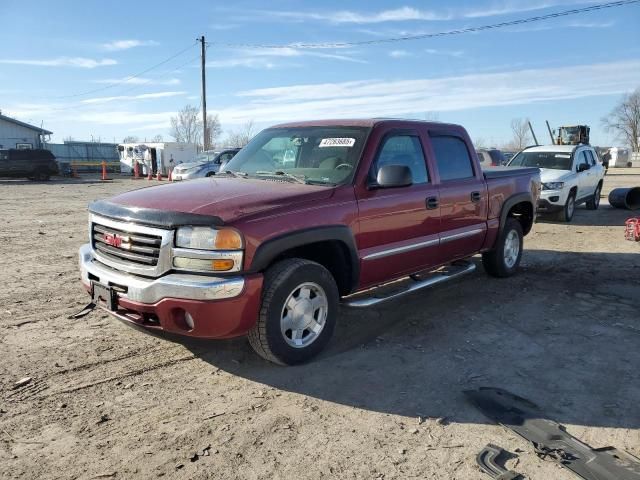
1, 170, 639, 480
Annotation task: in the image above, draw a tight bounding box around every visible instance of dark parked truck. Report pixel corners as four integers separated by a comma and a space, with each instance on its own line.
79, 119, 541, 365
0, 148, 58, 181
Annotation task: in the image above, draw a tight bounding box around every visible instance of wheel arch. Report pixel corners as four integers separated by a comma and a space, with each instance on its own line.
500, 193, 535, 237
249, 226, 359, 296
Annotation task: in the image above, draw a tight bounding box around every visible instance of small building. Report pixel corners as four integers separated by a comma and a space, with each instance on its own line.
0, 113, 52, 149
118, 142, 198, 175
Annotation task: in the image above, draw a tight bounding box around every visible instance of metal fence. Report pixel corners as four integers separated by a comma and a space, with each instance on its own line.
46, 142, 119, 173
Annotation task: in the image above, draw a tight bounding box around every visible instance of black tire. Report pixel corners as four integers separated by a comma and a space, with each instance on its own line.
206, 172, 215, 177
555, 191, 576, 222
586, 183, 602, 210
482, 218, 524, 278
248, 259, 339, 365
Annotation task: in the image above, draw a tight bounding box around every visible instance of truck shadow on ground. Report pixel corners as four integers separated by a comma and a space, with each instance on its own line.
177, 250, 640, 430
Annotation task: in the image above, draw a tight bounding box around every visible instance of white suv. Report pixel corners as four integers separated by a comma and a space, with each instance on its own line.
508, 145, 605, 222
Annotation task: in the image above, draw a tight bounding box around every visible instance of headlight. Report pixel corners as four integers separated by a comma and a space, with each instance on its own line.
542, 182, 564, 190
175, 227, 243, 250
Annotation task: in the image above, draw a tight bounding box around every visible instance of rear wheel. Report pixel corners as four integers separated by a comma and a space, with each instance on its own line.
248, 259, 339, 365
586, 183, 602, 210
482, 218, 523, 278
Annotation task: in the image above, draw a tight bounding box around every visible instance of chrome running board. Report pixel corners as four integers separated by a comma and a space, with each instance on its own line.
341, 261, 476, 308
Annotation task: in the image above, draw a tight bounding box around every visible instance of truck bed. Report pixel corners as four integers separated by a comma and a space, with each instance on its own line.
483, 166, 540, 179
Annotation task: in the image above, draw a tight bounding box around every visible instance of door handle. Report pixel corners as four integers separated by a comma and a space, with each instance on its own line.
426, 196, 439, 210
471, 191, 482, 202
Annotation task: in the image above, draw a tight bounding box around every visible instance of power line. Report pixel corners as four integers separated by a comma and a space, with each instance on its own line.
206, 0, 640, 49
51, 42, 198, 99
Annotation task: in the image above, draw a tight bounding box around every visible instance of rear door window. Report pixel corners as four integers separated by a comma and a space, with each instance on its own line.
430, 135, 475, 181
586, 150, 597, 166
576, 151, 589, 171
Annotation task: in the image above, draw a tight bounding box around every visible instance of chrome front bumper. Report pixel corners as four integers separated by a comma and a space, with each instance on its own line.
79, 244, 245, 304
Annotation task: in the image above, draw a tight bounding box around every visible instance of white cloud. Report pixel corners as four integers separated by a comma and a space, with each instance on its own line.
92, 77, 181, 86
208, 47, 366, 69
253, 1, 604, 25
218, 60, 640, 125
258, 6, 449, 24
389, 50, 412, 58
0, 57, 117, 68
102, 39, 159, 51
425, 48, 464, 57
81, 91, 187, 105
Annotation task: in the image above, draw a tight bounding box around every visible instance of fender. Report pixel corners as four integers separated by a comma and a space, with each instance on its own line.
499, 192, 534, 235
248, 226, 360, 291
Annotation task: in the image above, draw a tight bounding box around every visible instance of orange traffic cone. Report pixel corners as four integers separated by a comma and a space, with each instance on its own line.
147, 168, 153, 181
156, 170, 163, 181
133, 161, 140, 179
168, 168, 173, 182
101, 161, 111, 181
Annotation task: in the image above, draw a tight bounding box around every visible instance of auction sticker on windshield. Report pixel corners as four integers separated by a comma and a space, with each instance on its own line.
319, 138, 356, 148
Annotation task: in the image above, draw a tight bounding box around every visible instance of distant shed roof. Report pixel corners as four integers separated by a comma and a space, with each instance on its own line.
0, 113, 53, 135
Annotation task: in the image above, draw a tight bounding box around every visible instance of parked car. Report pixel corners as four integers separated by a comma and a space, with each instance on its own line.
172, 148, 240, 181
79, 119, 540, 365
476, 148, 506, 168
0, 148, 59, 181
507, 144, 605, 222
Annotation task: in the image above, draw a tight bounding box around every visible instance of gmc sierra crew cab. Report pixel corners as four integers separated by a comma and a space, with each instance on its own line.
79, 119, 541, 365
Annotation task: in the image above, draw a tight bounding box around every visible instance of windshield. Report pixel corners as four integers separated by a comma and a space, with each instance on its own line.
560, 127, 580, 145
509, 151, 572, 170
222, 126, 370, 185
193, 151, 219, 163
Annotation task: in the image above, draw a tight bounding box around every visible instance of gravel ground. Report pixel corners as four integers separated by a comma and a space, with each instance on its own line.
1, 170, 639, 480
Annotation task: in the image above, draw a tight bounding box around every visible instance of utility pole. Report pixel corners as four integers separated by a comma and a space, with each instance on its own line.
198, 35, 208, 151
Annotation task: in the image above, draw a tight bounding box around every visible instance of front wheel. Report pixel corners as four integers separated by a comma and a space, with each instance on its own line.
586, 183, 602, 210
555, 192, 576, 222
248, 259, 339, 365
482, 218, 523, 278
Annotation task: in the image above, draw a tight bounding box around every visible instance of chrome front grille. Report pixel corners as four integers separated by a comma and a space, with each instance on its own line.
93, 224, 161, 266
89, 214, 173, 277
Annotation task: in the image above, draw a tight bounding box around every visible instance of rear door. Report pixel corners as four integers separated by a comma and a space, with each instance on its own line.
427, 129, 488, 262
356, 127, 441, 288
574, 149, 592, 200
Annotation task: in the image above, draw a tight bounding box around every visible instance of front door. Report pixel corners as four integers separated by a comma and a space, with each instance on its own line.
427, 130, 488, 263
356, 128, 441, 288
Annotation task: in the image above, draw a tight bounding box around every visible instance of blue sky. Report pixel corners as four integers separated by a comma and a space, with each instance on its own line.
1, 0, 639, 146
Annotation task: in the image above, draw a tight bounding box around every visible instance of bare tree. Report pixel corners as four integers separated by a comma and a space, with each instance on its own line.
602, 88, 640, 152
225, 120, 256, 147
474, 137, 487, 149
170, 105, 202, 145
170, 105, 222, 149
204, 114, 222, 150
510, 118, 532, 150
122, 135, 139, 144
151, 134, 163, 143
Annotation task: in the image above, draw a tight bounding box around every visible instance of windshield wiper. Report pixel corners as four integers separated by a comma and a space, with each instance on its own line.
218, 170, 248, 178
254, 171, 306, 184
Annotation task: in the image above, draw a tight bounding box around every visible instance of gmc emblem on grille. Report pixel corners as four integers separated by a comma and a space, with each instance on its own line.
103, 233, 123, 248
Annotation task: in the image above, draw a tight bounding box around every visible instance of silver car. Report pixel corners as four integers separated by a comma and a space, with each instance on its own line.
172, 148, 240, 181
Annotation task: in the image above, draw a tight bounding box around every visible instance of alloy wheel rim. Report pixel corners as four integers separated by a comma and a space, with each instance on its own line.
503, 230, 520, 268
280, 282, 328, 348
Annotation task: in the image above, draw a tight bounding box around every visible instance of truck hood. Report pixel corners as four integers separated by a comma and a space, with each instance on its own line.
539, 168, 574, 184
105, 177, 335, 224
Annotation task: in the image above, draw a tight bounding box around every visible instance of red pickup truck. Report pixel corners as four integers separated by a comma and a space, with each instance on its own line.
79, 119, 540, 365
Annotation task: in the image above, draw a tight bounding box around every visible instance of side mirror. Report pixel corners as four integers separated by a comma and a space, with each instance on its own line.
375, 164, 413, 188
577, 163, 589, 172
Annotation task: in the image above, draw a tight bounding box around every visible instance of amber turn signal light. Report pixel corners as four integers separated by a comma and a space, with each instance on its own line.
212, 259, 235, 271
214, 229, 243, 250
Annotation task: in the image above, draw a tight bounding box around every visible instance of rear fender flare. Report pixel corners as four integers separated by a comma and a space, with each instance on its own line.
500, 192, 534, 234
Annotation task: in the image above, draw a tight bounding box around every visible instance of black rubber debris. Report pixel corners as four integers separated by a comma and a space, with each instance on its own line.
465, 387, 640, 480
